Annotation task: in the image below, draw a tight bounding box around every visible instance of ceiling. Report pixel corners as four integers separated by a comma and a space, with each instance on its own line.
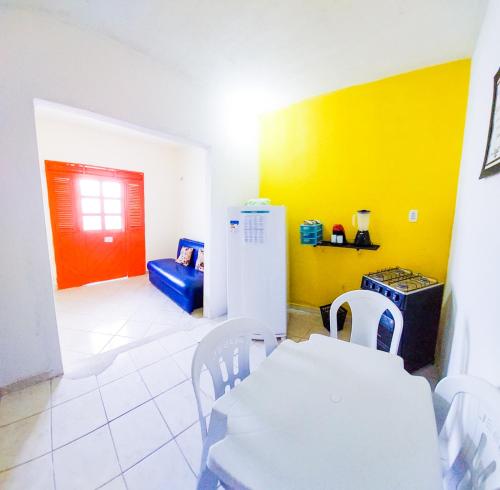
2, 0, 488, 110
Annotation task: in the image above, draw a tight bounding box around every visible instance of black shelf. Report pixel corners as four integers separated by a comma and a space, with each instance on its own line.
314, 240, 380, 251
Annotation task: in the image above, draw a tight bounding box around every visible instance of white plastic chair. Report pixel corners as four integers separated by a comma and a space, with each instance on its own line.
329, 289, 403, 354
192, 317, 278, 489
434, 375, 500, 489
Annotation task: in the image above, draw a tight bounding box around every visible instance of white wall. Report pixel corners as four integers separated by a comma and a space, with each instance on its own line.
441, 0, 500, 385
173, 145, 209, 244
34, 106, 207, 287
0, 8, 259, 389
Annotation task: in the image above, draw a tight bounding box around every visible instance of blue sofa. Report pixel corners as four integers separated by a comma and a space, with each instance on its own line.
147, 238, 204, 313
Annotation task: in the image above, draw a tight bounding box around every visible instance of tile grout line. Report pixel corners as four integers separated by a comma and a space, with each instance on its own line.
62, 313, 205, 374
95, 474, 127, 490
118, 366, 176, 482
96, 381, 128, 490
97, 320, 138, 354
56, 281, 179, 367
137, 346, 202, 480
134, 361, 195, 475
51, 384, 100, 410
66, 331, 195, 393
0, 320, 213, 480
52, 350, 200, 440
96, 338, 202, 482
51, 421, 110, 453
0, 406, 51, 430
117, 437, 175, 478
70, 312, 198, 360
0, 450, 54, 475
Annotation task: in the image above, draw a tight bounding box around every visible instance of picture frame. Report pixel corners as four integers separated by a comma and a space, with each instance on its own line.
480, 67, 500, 179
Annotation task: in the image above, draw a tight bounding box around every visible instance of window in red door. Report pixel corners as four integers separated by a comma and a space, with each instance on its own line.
79, 178, 124, 232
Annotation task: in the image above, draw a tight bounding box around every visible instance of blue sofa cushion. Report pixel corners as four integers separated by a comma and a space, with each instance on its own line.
147, 258, 203, 295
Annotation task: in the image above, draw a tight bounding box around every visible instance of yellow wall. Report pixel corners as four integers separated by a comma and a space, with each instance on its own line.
260, 60, 470, 308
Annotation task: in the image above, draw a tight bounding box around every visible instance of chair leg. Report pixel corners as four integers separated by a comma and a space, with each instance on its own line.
197, 410, 228, 490
197, 467, 219, 490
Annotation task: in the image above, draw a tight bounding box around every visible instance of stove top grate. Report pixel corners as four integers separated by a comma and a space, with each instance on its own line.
366, 267, 438, 292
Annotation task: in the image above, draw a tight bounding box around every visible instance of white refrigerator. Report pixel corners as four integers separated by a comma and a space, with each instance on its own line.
227, 205, 287, 338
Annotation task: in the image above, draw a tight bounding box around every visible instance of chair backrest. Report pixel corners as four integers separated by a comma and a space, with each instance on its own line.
177, 238, 204, 268
191, 317, 278, 440
329, 289, 403, 354
434, 375, 500, 489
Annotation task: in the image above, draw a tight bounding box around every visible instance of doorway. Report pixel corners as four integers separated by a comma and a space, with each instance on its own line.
45, 161, 145, 288
35, 100, 211, 372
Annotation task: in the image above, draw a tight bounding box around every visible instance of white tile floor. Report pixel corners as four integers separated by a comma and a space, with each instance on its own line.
54, 275, 209, 371
0, 319, 231, 490
0, 301, 439, 489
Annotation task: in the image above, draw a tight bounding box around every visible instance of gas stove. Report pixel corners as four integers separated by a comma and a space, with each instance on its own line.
365, 267, 438, 293
361, 267, 444, 372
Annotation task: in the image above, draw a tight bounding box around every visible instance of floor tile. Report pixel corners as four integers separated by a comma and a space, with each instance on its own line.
159, 331, 198, 355
116, 320, 152, 339
91, 318, 128, 336
56, 312, 100, 331
97, 352, 137, 386
58, 329, 113, 355
0, 381, 51, 426
52, 390, 107, 448
139, 357, 187, 397
0, 453, 54, 490
147, 323, 178, 337
129, 341, 168, 369
60, 349, 91, 367
55, 275, 222, 372
176, 422, 203, 475
171, 345, 198, 377
58, 313, 128, 337
189, 321, 217, 342
124, 440, 196, 490
100, 475, 127, 490
155, 380, 210, 436
0, 411, 51, 471
109, 400, 171, 470
53, 426, 121, 490
51, 375, 98, 406
100, 372, 151, 420
101, 335, 136, 352
151, 309, 189, 326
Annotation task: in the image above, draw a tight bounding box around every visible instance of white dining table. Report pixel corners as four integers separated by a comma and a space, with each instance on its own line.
200, 334, 442, 490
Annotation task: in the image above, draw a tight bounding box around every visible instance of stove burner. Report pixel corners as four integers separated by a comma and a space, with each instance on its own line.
367, 267, 413, 282
366, 267, 438, 292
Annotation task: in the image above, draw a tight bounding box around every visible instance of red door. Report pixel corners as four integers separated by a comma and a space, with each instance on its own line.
46, 161, 145, 289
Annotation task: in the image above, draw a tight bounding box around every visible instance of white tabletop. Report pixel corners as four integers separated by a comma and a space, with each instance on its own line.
207, 335, 442, 490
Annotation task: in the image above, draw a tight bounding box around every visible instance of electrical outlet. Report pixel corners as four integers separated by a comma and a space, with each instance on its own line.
408, 210, 418, 222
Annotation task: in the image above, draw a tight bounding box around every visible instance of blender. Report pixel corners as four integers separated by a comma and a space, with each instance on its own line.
352, 210, 372, 246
